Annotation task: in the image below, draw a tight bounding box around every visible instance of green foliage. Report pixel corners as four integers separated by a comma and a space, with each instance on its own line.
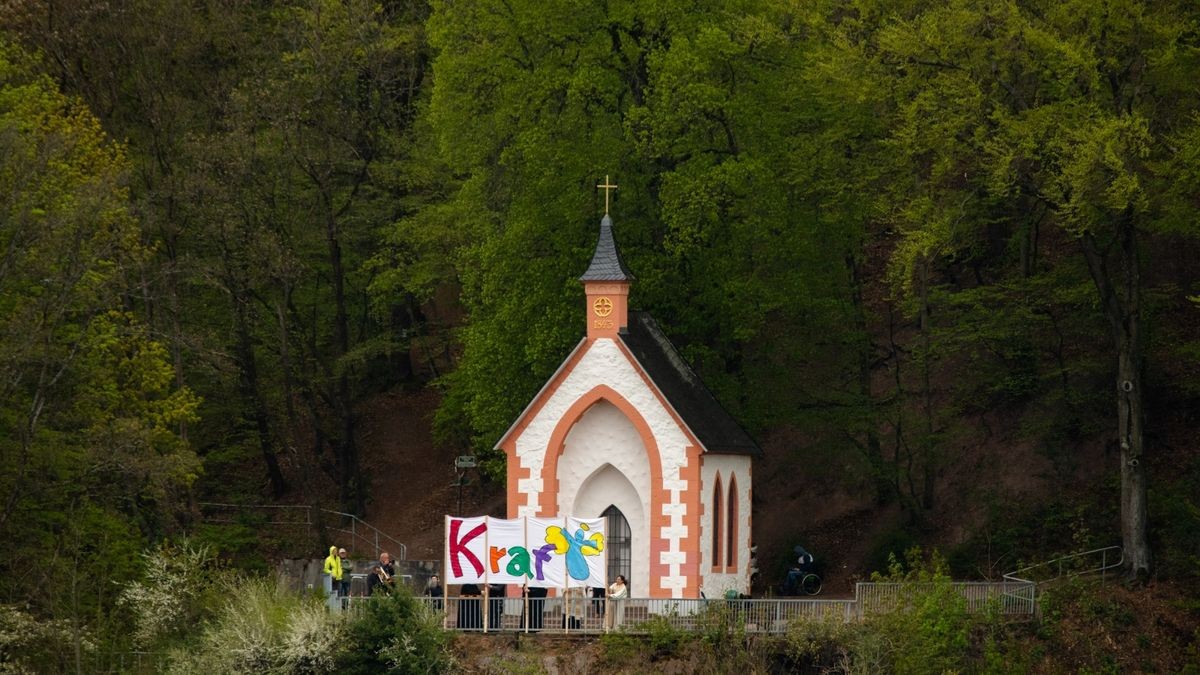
864, 548, 972, 674
782, 616, 854, 670
1149, 457, 1200, 579
641, 614, 685, 658
337, 588, 455, 674
0, 2, 1198, 670
693, 601, 747, 662
418, 0, 879, 470
0, 39, 199, 670
598, 631, 641, 667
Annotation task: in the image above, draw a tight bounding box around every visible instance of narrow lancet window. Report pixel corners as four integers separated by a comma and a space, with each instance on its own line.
727, 475, 738, 570
712, 475, 723, 569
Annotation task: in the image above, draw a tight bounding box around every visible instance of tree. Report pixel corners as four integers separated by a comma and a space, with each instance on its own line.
827, 0, 1200, 575
0, 41, 199, 667
225, 0, 430, 513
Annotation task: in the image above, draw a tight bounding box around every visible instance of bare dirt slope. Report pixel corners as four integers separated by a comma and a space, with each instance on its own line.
357, 387, 504, 561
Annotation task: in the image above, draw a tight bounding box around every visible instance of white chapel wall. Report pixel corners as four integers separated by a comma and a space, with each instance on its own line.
559, 402, 651, 593
513, 338, 695, 597
700, 454, 753, 597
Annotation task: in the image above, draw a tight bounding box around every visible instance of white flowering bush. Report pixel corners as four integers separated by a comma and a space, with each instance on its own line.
118, 541, 221, 648
166, 576, 347, 675
280, 601, 346, 674
0, 604, 96, 673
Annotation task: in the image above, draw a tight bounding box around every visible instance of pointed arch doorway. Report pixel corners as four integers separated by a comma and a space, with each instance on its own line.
568, 457, 648, 595
602, 505, 632, 592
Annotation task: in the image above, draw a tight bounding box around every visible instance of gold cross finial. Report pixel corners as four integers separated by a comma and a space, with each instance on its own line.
597, 174, 618, 215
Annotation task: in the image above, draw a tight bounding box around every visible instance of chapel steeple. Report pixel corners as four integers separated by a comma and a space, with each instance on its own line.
580, 176, 632, 340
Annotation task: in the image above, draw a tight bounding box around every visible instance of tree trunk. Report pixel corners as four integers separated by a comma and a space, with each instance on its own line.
1082, 220, 1150, 578
848, 253, 892, 505
323, 199, 365, 515
232, 293, 287, 497
917, 260, 936, 511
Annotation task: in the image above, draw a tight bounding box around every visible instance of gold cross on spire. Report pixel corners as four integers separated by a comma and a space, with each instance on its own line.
597, 174, 618, 215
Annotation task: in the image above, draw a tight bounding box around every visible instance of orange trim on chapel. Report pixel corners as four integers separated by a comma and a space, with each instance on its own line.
535, 384, 671, 597
500, 338, 708, 598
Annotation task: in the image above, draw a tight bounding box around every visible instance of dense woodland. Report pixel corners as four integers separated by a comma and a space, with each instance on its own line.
1, 0, 1199, 670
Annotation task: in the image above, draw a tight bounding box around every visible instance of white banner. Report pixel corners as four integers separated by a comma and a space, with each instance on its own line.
444, 516, 487, 585
484, 517, 527, 585
444, 515, 606, 588
528, 517, 569, 587
567, 517, 607, 588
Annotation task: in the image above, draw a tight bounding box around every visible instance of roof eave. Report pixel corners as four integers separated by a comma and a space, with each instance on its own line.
494, 337, 589, 451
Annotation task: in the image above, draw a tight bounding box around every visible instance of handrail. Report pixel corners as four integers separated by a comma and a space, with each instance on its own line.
1002, 545, 1123, 585
197, 502, 407, 560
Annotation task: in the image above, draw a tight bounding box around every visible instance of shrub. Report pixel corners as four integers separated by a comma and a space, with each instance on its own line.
783, 615, 852, 669
165, 576, 345, 674
598, 632, 640, 666
118, 541, 223, 649
641, 614, 685, 658
862, 548, 973, 674
0, 604, 96, 674
338, 587, 454, 674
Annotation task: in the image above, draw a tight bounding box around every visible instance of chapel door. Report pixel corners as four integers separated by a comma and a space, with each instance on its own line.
602, 504, 632, 593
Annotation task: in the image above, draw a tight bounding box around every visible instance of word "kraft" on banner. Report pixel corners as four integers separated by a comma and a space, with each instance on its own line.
444, 516, 607, 588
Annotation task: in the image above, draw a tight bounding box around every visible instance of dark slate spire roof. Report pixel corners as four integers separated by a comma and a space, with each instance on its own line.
579, 214, 634, 282
619, 312, 762, 457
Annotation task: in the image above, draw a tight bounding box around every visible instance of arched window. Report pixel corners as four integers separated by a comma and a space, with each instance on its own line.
726, 475, 738, 570
712, 474, 723, 569
602, 505, 632, 592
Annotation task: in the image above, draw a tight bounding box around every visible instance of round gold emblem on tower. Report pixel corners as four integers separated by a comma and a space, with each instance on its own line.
593, 297, 614, 317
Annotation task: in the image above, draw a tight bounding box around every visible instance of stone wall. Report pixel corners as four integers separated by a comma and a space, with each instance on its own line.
278, 558, 441, 595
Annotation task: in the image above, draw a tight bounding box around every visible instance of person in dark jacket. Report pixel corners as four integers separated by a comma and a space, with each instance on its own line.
521, 585, 547, 631
426, 575, 444, 610
488, 584, 505, 630
457, 584, 482, 629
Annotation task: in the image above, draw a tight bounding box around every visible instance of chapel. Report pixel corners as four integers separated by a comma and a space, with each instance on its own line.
496, 184, 761, 599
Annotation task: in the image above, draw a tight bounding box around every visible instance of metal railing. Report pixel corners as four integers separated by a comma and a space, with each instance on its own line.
337, 580, 1037, 634
1002, 546, 1123, 586
407, 595, 858, 634
858, 581, 1036, 616
198, 502, 407, 560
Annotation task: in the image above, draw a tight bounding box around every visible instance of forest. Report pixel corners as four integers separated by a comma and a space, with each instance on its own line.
1, 0, 1199, 671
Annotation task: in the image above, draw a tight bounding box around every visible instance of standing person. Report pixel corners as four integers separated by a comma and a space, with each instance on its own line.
337, 548, 353, 597
458, 584, 482, 629
378, 551, 396, 587
521, 584, 547, 631
488, 584, 505, 630
591, 586, 605, 619
426, 575, 444, 610
607, 575, 628, 629
367, 563, 390, 596
323, 546, 343, 597
564, 587, 585, 630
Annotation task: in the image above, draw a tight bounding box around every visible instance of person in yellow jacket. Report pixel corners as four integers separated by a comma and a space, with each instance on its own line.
323, 545, 343, 597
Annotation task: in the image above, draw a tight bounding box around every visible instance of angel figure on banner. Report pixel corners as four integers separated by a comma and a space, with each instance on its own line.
545, 522, 605, 581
